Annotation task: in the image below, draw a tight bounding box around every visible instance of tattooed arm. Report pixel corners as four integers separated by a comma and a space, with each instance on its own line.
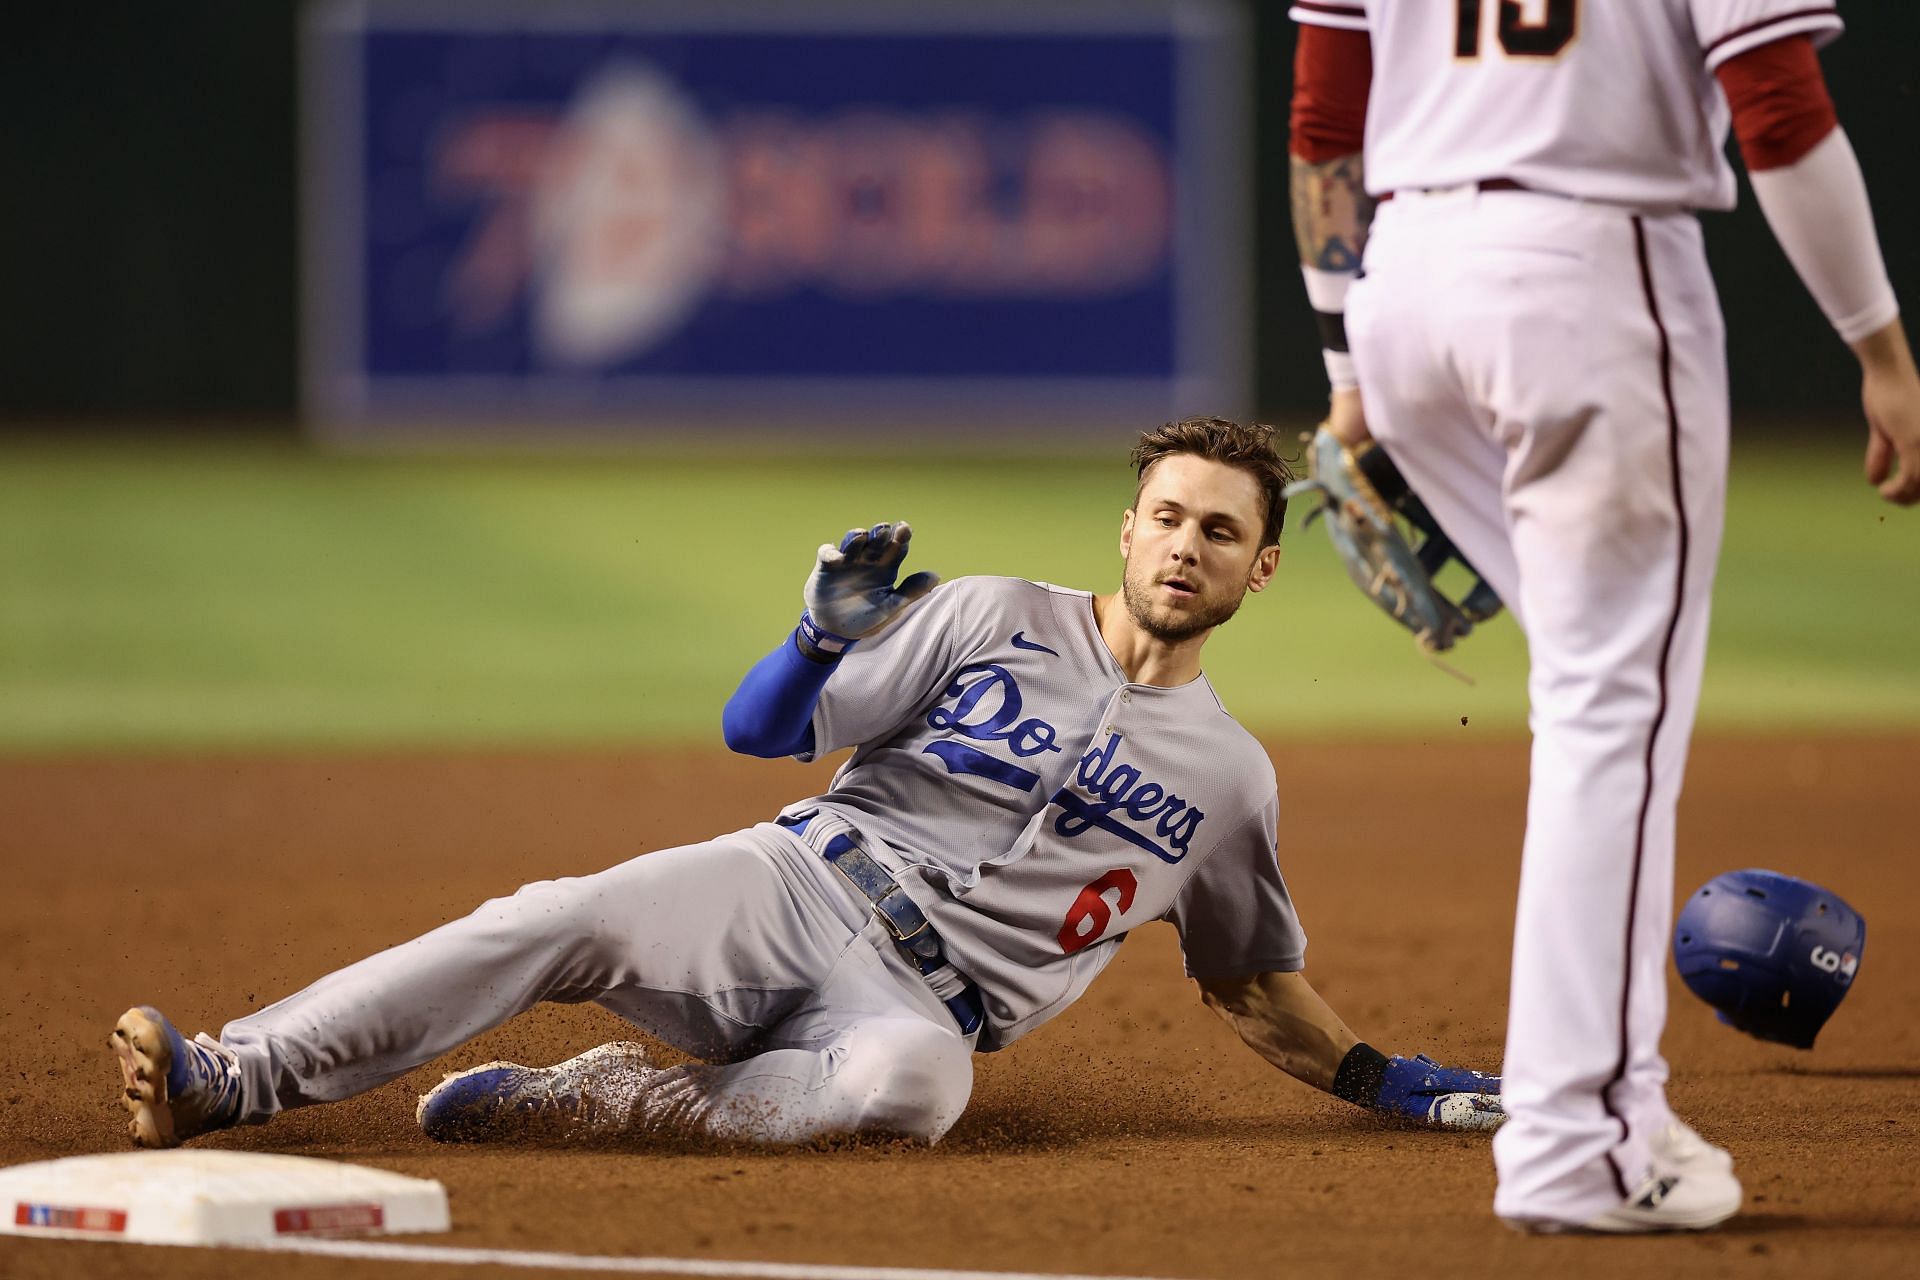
1289, 24, 1376, 443
1290, 152, 1375, 278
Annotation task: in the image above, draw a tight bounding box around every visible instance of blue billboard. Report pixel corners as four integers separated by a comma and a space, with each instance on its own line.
303, 1, 1248, 440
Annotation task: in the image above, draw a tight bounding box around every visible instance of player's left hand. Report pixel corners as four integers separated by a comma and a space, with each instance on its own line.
1374, 1053, 1505, 1132
1851, 319, 1920, 506
1326, 387, 1374, 448
1861, 353, 1920, 506
803, 521, 941, 642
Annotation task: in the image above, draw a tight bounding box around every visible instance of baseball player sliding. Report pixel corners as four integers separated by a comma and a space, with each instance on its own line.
110, 419, 1502, 1153
1288, 0, 1918, 1236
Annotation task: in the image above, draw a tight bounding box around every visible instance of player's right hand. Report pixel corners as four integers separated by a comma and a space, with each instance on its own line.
803, 522, 940, 641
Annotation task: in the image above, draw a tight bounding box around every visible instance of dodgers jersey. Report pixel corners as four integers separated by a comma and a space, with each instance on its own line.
785, 576, 1305, 1051
1292, 0, 1845, 209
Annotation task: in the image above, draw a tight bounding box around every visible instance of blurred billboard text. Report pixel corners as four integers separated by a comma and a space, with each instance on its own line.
304, 1, 1248, 440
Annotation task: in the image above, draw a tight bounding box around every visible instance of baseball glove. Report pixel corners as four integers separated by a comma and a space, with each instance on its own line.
1283, 426, 1501, 653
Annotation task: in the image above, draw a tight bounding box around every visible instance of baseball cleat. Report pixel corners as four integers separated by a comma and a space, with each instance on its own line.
1505, 1121, 1741, 1235
109, 1006, 242, 1148
416, 1041, 658, 1142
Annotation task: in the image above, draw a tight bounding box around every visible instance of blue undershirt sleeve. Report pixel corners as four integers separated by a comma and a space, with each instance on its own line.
721, 630, 833, 759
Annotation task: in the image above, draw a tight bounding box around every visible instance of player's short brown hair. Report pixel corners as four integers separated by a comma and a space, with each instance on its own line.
1130, 417, 1294, 550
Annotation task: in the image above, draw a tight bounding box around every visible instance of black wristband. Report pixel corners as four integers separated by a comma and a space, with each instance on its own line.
1331, 1041, 1391, 1108
1313, 308, 1351, 354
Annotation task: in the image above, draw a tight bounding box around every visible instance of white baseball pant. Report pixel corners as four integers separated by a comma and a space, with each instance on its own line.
217, 823, 976, 1144
1347, 186, 1729, 1224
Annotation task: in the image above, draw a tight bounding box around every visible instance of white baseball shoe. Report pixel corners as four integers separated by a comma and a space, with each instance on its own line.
416, 1041, 659, 1142
1506, 1121, 1741, 1234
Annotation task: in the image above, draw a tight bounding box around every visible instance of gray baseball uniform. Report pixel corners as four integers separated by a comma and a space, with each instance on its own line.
793, 575, 1305, 1049
211, 575, 1303, 1143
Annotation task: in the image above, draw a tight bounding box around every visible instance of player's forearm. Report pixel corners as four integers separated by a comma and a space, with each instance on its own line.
1718, 37, 1918, 503
1746, 129, 1899, 348
1289, 20, 1374, 399
1291, 151, 1374, 396
1716, 40, 1898, 351
720, 631, 829, 758
1199, 970, 1358, 1092
1291, 152, 1374, 277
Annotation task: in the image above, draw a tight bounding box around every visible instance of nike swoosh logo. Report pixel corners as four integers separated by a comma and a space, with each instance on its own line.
1010, 631, 1059, 656
1633, 1176, 1680, 1210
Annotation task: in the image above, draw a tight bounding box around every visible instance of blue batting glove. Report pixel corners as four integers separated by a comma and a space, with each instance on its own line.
800, 521, 940, 652
1377, 1053, 1505, 1132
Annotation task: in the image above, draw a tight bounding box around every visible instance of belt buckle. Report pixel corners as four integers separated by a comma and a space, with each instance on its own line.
884, 913, 930, 944
875, 889, 931, 943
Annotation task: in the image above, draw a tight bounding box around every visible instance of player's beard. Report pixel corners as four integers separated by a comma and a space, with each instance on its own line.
1120, 560, 1249, 643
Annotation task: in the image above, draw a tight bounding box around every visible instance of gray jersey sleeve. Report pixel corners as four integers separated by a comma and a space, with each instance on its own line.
801, 578, 982, 763
1161, 792, 1307, 979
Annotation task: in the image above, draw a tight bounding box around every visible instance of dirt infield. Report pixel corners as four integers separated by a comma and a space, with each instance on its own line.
2, 736, 1915, 1279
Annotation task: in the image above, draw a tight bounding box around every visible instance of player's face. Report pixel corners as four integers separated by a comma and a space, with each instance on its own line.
1119, 455, 1280, 643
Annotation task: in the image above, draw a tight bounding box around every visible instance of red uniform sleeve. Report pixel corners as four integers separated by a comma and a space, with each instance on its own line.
1715, 35, 1838, 172
1290, 24, 1372, 164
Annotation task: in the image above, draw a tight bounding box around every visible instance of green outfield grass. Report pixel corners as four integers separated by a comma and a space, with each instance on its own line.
1, 434, 1913, 752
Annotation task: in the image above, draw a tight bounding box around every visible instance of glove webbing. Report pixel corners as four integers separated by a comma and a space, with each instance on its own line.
1354, 441, 1500, 623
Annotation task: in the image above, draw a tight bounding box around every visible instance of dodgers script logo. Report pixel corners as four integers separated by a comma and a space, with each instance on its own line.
923, 664, 1062, 792
1050, 733, 1204, 864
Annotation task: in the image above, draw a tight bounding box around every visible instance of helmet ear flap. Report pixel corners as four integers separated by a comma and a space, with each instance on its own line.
1673, 869, 1865, 1050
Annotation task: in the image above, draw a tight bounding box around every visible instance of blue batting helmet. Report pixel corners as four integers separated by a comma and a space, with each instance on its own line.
1672, 869, 1865, 1050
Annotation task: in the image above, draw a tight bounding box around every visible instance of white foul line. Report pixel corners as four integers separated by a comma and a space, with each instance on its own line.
242, 1237, 1196, 1280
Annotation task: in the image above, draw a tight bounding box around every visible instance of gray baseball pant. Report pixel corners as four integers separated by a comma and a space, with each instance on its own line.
216, 822, 976, 1143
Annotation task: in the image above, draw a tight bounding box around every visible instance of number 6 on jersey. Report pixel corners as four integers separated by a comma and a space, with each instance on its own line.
1057, 869, 1139, 955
